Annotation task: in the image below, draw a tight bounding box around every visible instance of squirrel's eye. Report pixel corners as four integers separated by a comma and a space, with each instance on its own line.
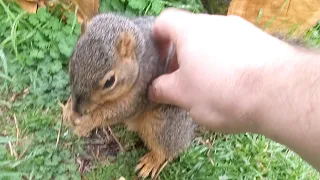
104, 75, 115, 89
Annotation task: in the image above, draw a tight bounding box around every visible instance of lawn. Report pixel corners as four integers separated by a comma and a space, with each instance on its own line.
1, 0, 320, 180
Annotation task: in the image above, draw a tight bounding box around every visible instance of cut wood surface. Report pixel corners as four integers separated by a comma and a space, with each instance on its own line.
16, 0, 38, 13
228, 0, 320, 36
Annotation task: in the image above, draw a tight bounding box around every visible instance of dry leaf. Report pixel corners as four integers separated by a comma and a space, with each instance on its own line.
15, 0, 100, 24
9, 88, 30, 103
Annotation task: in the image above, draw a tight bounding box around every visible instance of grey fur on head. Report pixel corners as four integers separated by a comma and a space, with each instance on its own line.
69, 13, 146, 98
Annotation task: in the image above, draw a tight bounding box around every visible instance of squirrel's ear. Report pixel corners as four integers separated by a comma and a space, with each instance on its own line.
116, 32, 136, 59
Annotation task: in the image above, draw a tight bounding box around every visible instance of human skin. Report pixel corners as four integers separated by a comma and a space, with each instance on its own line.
148, 8, 320, 171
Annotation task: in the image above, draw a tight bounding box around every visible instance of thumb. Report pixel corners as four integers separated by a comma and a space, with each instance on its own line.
148, 70, 188, 108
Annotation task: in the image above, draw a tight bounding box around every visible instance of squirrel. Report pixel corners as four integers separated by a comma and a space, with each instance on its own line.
62, 13, 197, 179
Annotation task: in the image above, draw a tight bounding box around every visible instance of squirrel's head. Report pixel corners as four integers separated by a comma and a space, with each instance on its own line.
68, 13, 146, 118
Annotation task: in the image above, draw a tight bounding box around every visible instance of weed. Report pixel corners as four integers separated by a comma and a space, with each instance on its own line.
0, 1, 80, 109
99, 0, 205, 16
0, 1, 82, 179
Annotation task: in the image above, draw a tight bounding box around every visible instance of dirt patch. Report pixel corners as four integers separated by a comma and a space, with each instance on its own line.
76, 127, 122, 174
75, 125, 146, 175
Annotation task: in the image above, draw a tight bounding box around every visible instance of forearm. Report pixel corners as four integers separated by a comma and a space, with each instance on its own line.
252, 46, 320, 171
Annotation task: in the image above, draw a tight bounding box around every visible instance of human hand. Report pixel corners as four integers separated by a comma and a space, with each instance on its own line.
149, 8, 296, 133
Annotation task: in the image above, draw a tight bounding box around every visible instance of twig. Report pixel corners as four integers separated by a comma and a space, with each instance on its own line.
8, 140, 13, 156
56, 117, 63, 148
154, 160, 168, 180
207, 147, 214, 167
107, 126, 124, 152
13, 114, 19, 144
58, 101, 65, 109
101, 127, 111, 141
9, 94, 17, 103
206, 135, 216, 167
8, 140, 18, 159
9, 88, 30, 103
199, 137, 215, 167
78, 159, 86, 174
22, 87, 30, 98
95, 128, 104, 140
96, 146, 100, 158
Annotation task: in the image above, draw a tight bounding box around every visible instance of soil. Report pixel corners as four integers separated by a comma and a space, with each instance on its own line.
76, 127, 122, 174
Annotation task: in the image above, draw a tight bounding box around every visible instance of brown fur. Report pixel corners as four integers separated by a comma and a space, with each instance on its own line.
117, 32, 136, 58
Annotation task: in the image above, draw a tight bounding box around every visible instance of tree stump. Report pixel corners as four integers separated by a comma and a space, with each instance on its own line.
227, 0, 320, 36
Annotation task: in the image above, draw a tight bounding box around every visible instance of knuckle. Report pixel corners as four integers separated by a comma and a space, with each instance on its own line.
228, 15, 243, 21
228, 15, 247, 25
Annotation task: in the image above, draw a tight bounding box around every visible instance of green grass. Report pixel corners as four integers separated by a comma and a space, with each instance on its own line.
1, 0, 320, 179
86, 133, 319, 180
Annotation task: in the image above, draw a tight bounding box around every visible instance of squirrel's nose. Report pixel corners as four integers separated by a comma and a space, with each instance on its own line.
73, 104, 88, 117
72, 97, 86, 116
71, 94, 91, 116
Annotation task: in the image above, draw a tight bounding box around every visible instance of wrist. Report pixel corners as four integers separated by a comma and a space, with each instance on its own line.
253, 45, 320, 170
235, 39, 305, 134
252, 44, 320, 138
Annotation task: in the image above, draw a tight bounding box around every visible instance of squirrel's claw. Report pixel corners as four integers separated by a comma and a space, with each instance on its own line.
135, 152, 167, 179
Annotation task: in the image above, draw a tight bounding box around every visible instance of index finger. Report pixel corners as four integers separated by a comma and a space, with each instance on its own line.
152, 8, 194, 64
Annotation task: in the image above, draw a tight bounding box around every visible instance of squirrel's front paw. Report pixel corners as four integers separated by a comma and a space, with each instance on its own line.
135, 151, 168, 179
72, 115, 96, 137
62, 97, 100, 137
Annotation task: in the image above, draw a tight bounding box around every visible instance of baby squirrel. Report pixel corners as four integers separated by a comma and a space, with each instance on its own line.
63, 13, 197, 179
